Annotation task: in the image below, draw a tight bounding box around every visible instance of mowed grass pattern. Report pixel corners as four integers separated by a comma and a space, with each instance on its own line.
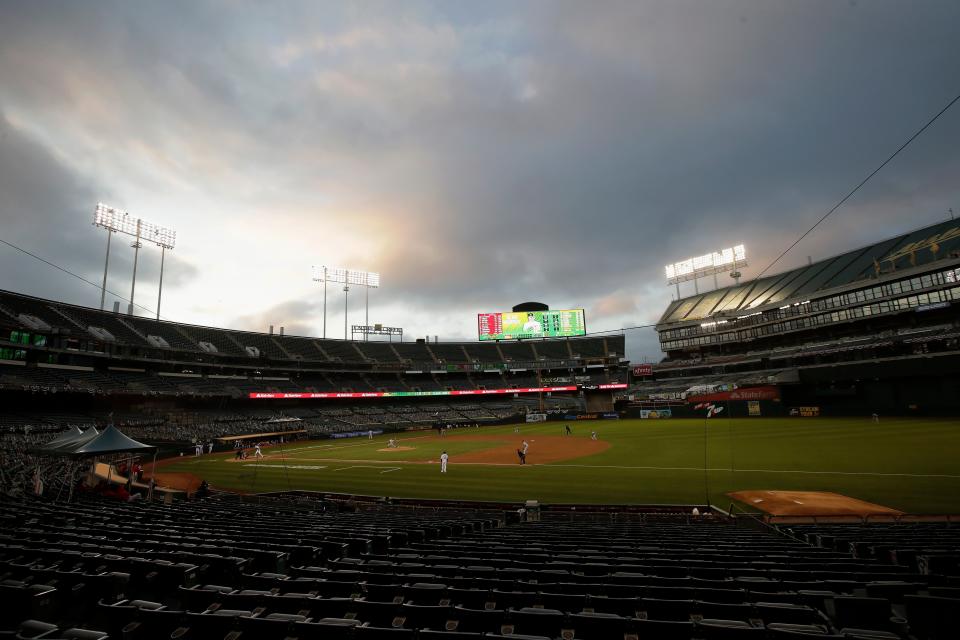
163, 417, 960, 513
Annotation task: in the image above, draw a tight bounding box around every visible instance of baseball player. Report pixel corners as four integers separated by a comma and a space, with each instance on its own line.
254, 443, 263, 460
590, 431, 598, 440
522, 440, 529, 454
440, 451, 449, 473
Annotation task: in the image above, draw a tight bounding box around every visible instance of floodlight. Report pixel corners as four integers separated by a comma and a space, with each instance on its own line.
665, 244, 747, 296
92, 203, 176, 317
312, 266, 381, 339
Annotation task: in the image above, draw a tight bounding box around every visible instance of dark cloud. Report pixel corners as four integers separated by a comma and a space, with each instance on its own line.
0, 113, 102, 307
0, 112, 201, 317
0, 1, 958, 364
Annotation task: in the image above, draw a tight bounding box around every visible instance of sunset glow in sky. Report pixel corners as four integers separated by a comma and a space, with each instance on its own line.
1, 1, 958, 360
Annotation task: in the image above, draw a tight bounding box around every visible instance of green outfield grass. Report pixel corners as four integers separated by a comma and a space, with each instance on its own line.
162, 417, 960, 513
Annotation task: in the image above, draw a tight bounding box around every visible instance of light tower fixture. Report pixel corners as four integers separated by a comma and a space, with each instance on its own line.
315, 266, 380, 340
665, 244, 746, 298
93, 203, 176, 318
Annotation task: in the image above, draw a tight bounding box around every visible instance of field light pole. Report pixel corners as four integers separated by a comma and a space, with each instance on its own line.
93, 203, 176, 317
312, 266, 329, 338
129, 219, 142, 315
99, 228, 114, 310
354, 270, 380, 341
156, 247, 167, 320
320, 267, 380, 341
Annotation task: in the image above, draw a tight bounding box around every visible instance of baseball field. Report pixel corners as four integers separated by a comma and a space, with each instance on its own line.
159, 417, 960, 514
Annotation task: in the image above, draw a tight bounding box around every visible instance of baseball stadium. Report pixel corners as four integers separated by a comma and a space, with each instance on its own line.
3, 3, 960, 638
4, 217, 960, 638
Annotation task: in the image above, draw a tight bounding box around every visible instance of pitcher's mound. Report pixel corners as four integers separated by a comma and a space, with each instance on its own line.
729, 490, 902, 519
378, 446, 415, 452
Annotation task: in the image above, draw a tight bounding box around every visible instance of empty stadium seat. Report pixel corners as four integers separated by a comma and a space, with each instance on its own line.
903, 594, 959, 640
832, 596, 897, 633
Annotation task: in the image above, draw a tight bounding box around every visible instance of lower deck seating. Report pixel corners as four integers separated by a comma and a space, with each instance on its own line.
0, 497, 958, 639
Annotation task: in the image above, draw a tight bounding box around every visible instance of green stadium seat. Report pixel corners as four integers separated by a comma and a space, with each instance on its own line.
632, 618, 695, 640
567, 611, 631, 639
354, 626, 415, 639
237, 612, 307, 640
417, 631, 482, 639
832, 596, 896, 633
765, 622, 841, 638
584, 595, 641, 617
403, 582, 449, 605
639, 597, 696, 621
752, 602, 825, 626
449, 606, 505, 634
399, 603, 454, 630
13, 619, 58, 639
293, 618, 363, 640
904, 594, 959, 640
507, 606, 568, 638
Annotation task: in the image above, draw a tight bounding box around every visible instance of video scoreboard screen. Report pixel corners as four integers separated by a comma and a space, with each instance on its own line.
478, 309, 586, 341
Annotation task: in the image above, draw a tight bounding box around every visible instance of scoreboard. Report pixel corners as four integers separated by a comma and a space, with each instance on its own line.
478, 309, 586, 341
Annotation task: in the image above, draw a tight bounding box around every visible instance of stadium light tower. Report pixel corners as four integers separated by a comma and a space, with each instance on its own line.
665, 244, 747, 299
311, 266, 330, 338
318, 267, 380, 340
93, 203, 176, 317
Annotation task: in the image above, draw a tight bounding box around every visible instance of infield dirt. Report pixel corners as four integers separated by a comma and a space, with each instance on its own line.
443, 434, 609, 464
728, 489, 902, 517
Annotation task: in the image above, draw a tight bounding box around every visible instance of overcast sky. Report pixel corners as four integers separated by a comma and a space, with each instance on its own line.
1, 0, 958, 361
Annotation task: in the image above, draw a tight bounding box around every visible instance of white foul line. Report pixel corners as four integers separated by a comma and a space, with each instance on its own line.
543, 463, 960, 479
242, 464, 327, 470
235, 453, 960, 480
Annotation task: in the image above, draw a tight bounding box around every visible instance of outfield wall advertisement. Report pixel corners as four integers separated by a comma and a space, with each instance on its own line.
478, 309, 586, 341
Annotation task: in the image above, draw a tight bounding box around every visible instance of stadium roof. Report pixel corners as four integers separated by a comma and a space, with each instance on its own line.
658, 218, 960, 326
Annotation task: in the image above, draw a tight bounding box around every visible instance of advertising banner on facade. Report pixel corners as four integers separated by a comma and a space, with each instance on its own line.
632, 364, 653, 377
687, 386, 781, 403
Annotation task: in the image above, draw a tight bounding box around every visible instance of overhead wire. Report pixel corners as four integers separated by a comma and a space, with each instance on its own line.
0, 236, 166, 319
585, 89, 960, 345
752, 90, 960, 281
4, 90, 958, 342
